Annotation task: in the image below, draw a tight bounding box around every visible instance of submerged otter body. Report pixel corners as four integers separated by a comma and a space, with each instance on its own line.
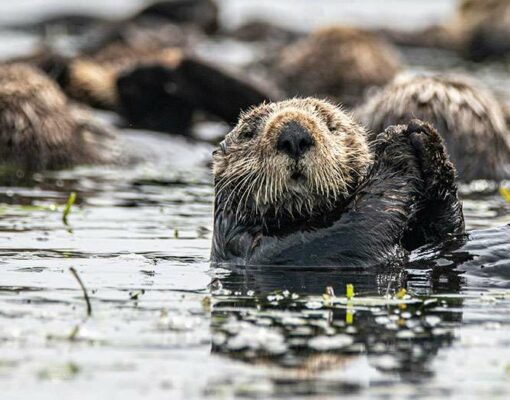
275, 27, 402, 107
211, 98, 464, 267
355, 73, 510, 182
0, 63, 114, 172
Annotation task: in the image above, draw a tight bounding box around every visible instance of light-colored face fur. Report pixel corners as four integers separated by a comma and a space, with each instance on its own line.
213, 98, 371, 222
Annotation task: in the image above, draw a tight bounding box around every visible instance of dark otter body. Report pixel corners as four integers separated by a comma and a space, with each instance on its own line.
116, 58, 274, 133
211, 99, 464, 267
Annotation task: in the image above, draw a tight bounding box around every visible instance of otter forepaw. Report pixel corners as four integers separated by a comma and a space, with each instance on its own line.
405, 119, 457, 199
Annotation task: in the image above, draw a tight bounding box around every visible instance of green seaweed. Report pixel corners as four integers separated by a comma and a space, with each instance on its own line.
62, 192, 77, 226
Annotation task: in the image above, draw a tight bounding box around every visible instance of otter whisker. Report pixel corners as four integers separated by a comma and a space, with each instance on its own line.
237, 172, 261, 218
223, 173, 255, 217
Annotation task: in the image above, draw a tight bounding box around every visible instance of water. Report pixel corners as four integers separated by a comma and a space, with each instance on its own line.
1, 1, 510, 399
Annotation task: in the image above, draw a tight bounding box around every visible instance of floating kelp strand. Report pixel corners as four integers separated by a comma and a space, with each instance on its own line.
62, 191, 77, 226
69, 267, 92, 318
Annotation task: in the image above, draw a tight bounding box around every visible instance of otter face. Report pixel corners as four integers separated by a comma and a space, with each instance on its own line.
213, 98, 371, 222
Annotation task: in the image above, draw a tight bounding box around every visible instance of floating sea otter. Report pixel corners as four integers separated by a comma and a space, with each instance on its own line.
454, 0, 510, 60
22, 46, 273, 135
355, 72, 510, 182
275, 27, 402, 107
380, 0, 510, 61
116, 57, 274, 133
0, 63, 115, 173
211, 98, 464, 266
20, 46, 185, 111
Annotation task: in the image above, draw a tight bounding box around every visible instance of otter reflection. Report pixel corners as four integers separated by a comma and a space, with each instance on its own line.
209, 265, 464, 393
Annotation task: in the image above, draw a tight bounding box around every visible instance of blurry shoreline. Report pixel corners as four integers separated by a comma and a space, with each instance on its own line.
0, 0, 455, 30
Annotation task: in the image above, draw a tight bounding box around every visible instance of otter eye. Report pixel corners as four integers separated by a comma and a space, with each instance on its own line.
312, 104, 338, 133
238, 124, 256, 140
327, 121, 339, 133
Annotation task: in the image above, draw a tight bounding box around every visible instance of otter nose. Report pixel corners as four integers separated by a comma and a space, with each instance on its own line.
276, 121, 314, 159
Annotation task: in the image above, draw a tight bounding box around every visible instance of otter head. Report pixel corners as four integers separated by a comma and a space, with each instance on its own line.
213, 98, 372, 224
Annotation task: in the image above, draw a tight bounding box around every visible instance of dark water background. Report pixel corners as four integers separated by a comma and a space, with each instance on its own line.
1, 1, 510, 399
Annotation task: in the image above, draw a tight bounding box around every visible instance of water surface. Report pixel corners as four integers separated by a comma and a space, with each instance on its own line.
1, 1, 510, 399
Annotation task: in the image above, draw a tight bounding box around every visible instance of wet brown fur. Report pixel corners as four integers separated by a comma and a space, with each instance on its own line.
355, 72, 510, 181
0, 63, 114, 171
276, 26, 402, 107
213, 98, 371, 221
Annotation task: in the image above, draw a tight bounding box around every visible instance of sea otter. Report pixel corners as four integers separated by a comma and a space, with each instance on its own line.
379, 0, 510, 61
20, 45, 273, 134
355, 72, 510, 182
20, 45, 185, 110
116, 58, 275, 133
453, 0, 510, 60
0, 63, 114, 173
275, 27, 402, 107
211, 98, 464, 267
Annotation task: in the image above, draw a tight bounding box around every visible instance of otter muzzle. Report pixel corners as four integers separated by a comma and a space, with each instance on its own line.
276, 121, 314, 160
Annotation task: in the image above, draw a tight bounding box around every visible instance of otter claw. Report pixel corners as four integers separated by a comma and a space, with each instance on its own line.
406, 120, 457, 198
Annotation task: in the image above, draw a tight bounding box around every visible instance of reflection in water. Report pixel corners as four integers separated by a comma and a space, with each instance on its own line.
409, 224, 510, 288
208, 225, 510, 395
209, 265, 463, 395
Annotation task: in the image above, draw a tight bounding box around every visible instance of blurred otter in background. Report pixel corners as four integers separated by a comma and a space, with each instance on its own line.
3, 0, 274, 136
23, 45, 185, 110
355, 73, 510, 182
5, 0, 219, 39
380, 0, 510, 61
116, 57, 275, 133
5, 0, 223, 112
0, 63, 115, 173
17, 45, 273, 135
453, 0, 510, 61
275, 26, 403, 107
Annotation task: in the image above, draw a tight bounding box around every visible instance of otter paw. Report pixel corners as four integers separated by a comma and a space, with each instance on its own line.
373, 124, 407, 154
405, 119, 457, 198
